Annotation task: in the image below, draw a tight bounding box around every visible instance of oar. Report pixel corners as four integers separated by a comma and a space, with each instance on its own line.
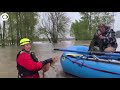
66, 53, 120, 60
114, 51, 120, 53
54, 48, 120, 57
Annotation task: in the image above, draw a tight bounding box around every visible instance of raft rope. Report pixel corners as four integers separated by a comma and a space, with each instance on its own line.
42, 65, 58, 78
62, 55, 120, 76
43, 71, 45, 78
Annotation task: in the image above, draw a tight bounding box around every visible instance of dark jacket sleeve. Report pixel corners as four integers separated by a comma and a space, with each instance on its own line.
103, 29, 116, 44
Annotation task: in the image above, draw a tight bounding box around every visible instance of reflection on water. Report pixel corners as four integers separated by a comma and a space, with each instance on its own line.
0, 39, 120, 78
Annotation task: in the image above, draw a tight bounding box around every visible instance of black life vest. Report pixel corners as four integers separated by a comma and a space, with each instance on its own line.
16, 50, 39, 78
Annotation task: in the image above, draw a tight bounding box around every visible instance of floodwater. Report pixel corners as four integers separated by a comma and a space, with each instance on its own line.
0, 39, 120, 78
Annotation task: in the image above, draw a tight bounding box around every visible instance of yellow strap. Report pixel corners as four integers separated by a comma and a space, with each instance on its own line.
66, 53, 83, 57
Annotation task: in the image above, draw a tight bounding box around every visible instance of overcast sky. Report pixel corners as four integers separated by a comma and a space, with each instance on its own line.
0, 12, 120, 32
66, 12, 120, 31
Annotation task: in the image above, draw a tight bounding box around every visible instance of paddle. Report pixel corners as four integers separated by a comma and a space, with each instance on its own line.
54, 48, 120, 57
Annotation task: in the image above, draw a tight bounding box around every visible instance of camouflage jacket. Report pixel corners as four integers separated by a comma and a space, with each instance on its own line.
102, 29, 118, 49
89, 29, 118, 52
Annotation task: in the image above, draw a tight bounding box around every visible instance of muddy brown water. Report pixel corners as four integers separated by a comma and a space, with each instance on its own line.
0, 39, 120, 78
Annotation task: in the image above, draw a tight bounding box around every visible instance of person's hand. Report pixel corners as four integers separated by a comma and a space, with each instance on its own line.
99, 35, 105, 39
51, 56, 59, 66
96, 30, 101, 36
42, 63, 50, 72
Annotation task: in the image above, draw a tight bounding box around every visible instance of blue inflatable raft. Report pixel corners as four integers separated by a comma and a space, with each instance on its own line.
58, 45, 120, 78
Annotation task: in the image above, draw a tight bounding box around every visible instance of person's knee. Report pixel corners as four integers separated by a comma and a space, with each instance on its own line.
104, 47, 116, 52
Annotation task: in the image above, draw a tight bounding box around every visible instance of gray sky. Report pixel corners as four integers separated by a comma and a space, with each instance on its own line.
0, 12, 120, 32
114, 12, 120, 31
66, 12, 120, 31
66, 12, 80, 23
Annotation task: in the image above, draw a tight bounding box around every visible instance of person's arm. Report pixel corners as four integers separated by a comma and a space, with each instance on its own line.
89, 30, 100, 51
89, 35, 96, 51
41, 56, 58, 66
102, 29, 116, 44
41, 58, 53, 66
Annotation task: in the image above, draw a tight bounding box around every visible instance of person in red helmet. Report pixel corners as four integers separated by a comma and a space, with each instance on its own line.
16, 38, 58, 78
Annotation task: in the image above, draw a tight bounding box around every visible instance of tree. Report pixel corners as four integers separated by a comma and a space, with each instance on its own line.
6, 12, 38, 46
71, 12, 114, 40
17, 12, 38, 42
38, 12, 70, 43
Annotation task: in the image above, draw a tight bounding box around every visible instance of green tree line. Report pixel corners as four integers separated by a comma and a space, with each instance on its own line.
0, 12, 69, 47
0, 12, 38, 46
70, 12, 114, 40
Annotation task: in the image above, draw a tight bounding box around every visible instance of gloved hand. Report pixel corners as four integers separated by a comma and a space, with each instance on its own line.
42, 63, 50, 72
41, 56, 58, 72
98, 35, 105, 39
96, 30, 101, 37
51, 56, 58, 66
